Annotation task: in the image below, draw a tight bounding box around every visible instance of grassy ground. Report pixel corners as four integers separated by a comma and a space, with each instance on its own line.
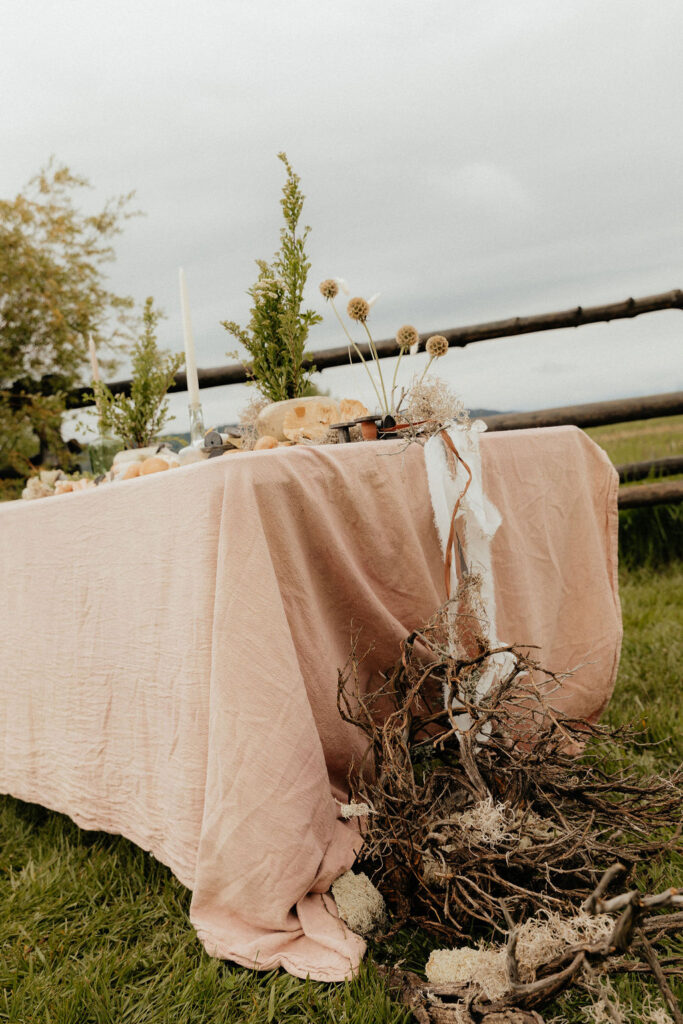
1, 419, 681, 1023
586, 412, 682, 466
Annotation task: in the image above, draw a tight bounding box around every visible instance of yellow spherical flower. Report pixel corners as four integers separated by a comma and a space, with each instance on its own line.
395, 324, 419, 351
319, 278, 339, 300
426, 335, 448, 358
347, 297, 371, 322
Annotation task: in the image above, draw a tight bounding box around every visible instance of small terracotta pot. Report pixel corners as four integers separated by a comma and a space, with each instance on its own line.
360, 419, 378, 441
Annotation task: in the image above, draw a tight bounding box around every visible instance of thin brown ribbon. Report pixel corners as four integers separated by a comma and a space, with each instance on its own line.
378, 419, 474, 596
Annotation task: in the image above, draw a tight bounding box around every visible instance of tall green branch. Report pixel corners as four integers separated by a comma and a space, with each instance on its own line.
94, 299, 182, 449
222, 153, 321, 402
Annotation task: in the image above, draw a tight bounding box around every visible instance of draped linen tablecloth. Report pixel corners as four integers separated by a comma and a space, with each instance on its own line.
0, 426, 622, 980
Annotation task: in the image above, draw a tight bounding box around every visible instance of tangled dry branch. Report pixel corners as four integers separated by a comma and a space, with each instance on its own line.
377, 874, 683, 1023
337, 585, 682, 1019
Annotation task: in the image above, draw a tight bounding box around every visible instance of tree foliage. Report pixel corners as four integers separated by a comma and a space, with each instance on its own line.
0, 159, 137, 476
222, 152, 321, 402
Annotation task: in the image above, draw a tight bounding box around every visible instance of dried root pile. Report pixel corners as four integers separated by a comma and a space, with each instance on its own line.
377, 875, 683, 1023
337, 584, 683, 1020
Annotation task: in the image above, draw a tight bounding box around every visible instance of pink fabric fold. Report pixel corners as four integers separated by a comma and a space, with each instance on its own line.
0, 427, 621, 979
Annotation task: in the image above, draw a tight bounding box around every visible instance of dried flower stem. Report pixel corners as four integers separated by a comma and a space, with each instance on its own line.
391, 349, 408, 411
328, 298, 386, 413
418, 352, 439, 386
361, 321, 390, 414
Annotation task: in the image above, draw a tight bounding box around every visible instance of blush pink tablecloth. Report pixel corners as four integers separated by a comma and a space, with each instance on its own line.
0, 427, 621, 980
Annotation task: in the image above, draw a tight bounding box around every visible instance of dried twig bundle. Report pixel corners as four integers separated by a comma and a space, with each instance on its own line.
337, 587, 683, 944
378, 872, 683, 1022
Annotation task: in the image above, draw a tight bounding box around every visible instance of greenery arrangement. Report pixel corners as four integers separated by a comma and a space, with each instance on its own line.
0, 160, 136, 479
93, 298, 182, 449
222, 153, 321, 402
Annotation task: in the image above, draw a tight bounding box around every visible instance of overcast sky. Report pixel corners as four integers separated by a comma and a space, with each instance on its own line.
3, 0, 682, 435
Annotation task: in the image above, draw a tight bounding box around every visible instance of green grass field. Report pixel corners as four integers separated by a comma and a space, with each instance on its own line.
1, 421, 681, 1023
587, 413, 683, 466
588, 415, 683, 569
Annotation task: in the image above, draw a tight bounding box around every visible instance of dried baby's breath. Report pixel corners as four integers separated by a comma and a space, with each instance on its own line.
403, 374, 469, 435
238, 395, 269, 450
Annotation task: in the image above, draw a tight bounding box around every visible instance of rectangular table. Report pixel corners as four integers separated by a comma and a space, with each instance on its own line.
0, 427, 622, 980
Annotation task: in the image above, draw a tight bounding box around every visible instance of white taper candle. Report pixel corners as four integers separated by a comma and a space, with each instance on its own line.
88, 334, 100, 382
179, 268, 200, 406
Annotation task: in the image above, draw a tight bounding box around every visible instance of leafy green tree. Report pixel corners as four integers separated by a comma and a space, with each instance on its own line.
0, 159, 137, 477
222, 152, 321, 402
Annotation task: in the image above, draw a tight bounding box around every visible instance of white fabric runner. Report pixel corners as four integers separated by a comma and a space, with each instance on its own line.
425, 422, 518, 726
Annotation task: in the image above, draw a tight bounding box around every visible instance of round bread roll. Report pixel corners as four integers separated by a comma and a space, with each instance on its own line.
254, 435, 279, 450
112, 445, 158, 466
122, 462, 142, 480
140, 456, 170, 475
339, 398, 369, 421
282, 398, 339, 442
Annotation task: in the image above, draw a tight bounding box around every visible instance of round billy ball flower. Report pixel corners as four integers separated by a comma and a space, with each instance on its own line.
395, 324, 419, 351
319, 278, 339, 300
347, 297, 371, 322
426, 335, 449, 358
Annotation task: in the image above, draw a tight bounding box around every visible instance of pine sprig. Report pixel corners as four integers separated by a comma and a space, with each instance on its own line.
222, 153, 321, 402
94, 298, 182, 448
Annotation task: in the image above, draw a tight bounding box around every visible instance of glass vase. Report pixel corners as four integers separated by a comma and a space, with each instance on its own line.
88, 435, 123, 475
189, 402, 206, 446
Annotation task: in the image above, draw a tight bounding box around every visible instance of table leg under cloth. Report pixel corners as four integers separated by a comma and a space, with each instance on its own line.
0, 426, 621, 981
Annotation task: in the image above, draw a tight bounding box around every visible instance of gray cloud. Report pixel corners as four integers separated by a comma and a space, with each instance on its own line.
3, 0, 682, 439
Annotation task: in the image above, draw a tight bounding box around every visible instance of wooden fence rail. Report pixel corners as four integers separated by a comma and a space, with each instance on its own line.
617, 455, 683, 483
67, 287, 683, 409
16, 286, 683, 508
481, 392, 683, 432
615, 457, 683, 510
618, 480, 683, 509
